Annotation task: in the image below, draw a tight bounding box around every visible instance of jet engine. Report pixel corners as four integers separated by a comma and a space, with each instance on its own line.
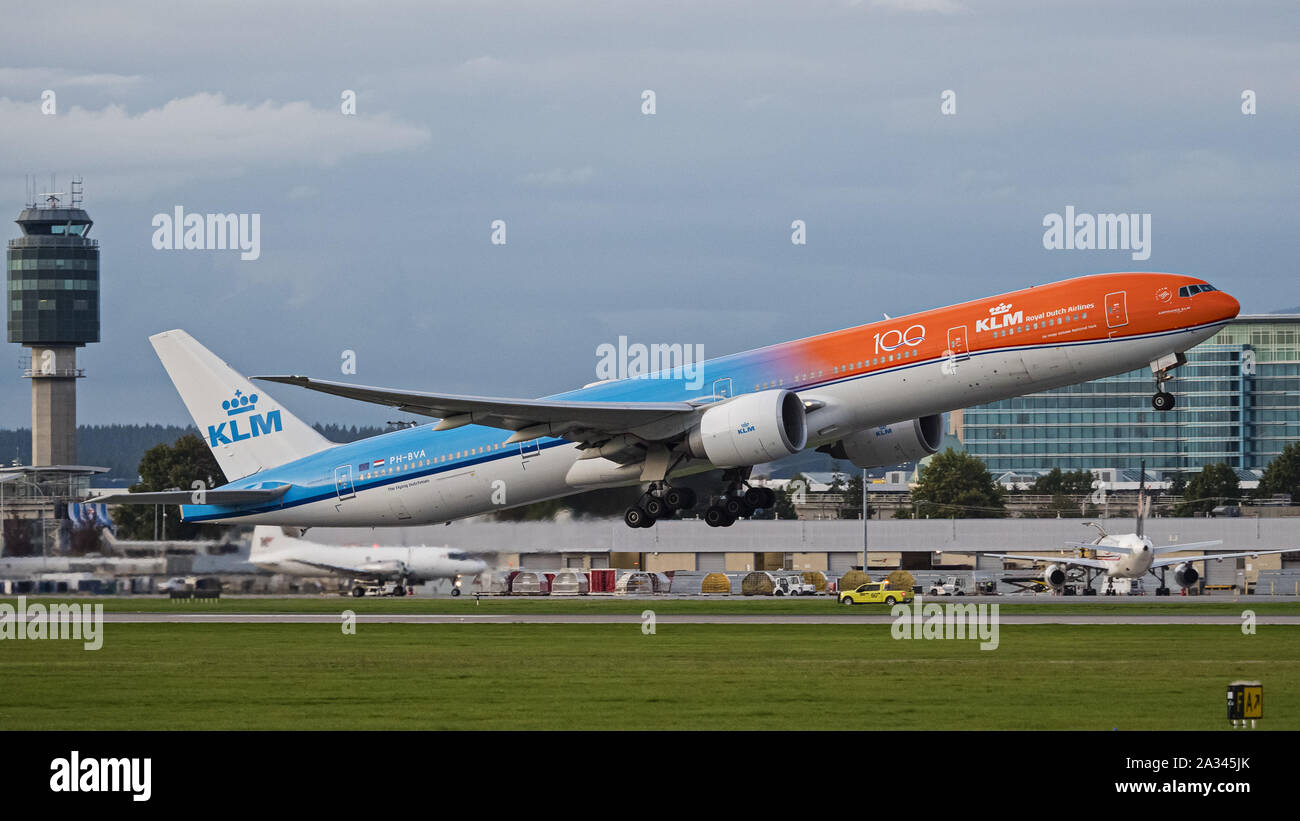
685, 389, 807, 467
821, 415, 942, 469
1044, 564, 1067, 590
1173, 562, 1199, 589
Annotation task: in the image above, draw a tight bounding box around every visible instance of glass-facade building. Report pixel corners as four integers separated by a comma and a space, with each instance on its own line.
960, 315, 1300, 473
6, 205, 100, 345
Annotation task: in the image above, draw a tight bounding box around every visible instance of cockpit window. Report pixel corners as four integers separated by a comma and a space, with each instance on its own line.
1178, 283, 1218, 298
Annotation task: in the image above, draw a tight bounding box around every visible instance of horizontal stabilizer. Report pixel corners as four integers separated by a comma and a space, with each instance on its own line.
1064, 540, 1130, 553
1151, 539, 1223, 553
95, 485, 292, 507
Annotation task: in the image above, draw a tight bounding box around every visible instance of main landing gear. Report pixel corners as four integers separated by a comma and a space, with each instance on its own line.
624, 482, 698, 529
1151, 567, 1172, 596
703, 471, 777, 528
622, 470, 778, 529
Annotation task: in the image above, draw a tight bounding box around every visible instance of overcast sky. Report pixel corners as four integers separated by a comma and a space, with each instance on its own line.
1, 0, 1296, 429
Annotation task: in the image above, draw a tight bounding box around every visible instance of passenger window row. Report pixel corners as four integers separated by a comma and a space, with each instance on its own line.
359, 442, 508, 480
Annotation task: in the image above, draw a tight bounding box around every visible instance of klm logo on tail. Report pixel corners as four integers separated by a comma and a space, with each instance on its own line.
208, 390, 282, 446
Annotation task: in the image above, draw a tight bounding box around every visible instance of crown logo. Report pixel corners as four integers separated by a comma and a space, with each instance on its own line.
222, 389, 260, 416
989, 302, 1012, 315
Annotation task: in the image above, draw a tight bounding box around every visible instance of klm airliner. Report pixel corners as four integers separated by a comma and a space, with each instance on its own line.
100, 272, 1240, 530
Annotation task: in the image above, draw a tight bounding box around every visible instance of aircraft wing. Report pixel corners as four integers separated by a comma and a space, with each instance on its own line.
1151, 540, 1223, 554
288, 558, 393, 579
254, 375, 697, 443
1151, 548, 1297, 569
95, 485, 292, 506
985, 553, 1115, 570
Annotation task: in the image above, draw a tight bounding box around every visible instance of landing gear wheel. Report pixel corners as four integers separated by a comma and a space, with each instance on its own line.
351, 586, 365, 598
624, 506, 652, 529
743, 487, 766, 508
664, 487, 696, 511
644, 497, 669, 519
451, 587, 461, 597
704, 505, 733, 528
724, 497, 752, 518
1151, 391, 1175, 411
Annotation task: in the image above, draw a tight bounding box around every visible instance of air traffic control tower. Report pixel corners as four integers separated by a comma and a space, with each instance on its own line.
6, 179, 99, 465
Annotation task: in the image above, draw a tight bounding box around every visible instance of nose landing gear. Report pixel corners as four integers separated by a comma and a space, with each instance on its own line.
1149, 352, 1186, 412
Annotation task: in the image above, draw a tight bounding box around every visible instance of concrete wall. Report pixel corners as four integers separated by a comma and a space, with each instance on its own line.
790, 552, 828, 571
609, 551, 640, 569
303, 516, 1300, 556
725, 553, 756, 571
644, 553, 694, 572
29, 346, 78, 465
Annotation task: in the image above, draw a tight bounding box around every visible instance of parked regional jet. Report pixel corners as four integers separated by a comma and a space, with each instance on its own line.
99, 272, 1241, 531
249, 526, 486, 596
988, 469, 1293, 595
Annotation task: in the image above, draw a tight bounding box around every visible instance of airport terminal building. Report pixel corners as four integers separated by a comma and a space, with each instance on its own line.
957, 314, 1300, 474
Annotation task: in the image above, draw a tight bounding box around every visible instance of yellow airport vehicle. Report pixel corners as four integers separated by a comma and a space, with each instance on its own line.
838, 581, 913, 606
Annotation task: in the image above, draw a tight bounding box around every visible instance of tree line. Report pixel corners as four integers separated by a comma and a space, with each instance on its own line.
0, 423, 395, 485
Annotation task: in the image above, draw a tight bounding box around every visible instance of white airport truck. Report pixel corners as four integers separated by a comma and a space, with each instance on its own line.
772, 574, 818, 596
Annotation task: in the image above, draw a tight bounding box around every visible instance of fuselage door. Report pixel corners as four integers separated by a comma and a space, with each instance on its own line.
333, 465, 356, 500
1104, 291, 1129, 329
519, 438, 541, 466
946, 326, 970, 360
712, 377, 733, 399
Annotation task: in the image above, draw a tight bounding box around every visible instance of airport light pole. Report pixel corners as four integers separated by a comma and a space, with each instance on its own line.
861, 468, 868, 572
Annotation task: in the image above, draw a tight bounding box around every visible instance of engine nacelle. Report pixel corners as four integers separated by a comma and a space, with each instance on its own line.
1173, 562, 1199, 589
686, 390, 807, 468
1044, 564, 1067, 590
822, 415, 942, 469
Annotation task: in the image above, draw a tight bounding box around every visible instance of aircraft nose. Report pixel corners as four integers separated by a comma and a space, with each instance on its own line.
1220, 290, 1241, 320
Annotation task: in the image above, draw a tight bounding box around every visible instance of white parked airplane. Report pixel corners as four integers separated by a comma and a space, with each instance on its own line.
249, 526, 487, 597
989, 472, 1293, 595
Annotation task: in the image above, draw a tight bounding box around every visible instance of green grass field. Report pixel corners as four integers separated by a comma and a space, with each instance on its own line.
9, 595, 1300, 616
1, 622, 1295, 730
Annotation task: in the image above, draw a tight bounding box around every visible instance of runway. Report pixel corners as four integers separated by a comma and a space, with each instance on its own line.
98, 612, 1300, 625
